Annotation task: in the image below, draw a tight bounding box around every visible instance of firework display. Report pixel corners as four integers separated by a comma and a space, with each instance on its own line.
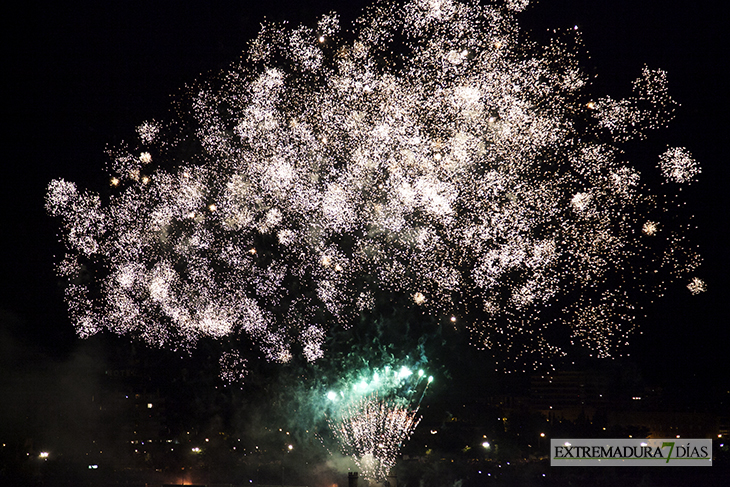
46, 0, 701, 373
326, 364, 431, 482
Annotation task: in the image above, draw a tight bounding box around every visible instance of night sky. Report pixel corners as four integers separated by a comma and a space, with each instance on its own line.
3, 0, 728, 442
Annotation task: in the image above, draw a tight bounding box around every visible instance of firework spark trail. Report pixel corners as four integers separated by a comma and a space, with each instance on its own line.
47, 0, 702, 375
325, 364, 431, 482
331, 395, 421, 482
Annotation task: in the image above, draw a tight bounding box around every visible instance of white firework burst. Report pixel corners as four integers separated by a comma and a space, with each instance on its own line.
46, 0, 700, 371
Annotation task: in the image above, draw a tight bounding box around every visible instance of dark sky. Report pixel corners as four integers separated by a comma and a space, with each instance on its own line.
3, 0, 728, 405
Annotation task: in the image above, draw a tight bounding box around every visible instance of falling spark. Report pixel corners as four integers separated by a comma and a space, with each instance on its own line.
219, 350, 248, 386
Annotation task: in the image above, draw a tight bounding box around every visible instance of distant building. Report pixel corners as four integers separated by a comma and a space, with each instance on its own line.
530, 370, 610, 411
606, 410, 720, 439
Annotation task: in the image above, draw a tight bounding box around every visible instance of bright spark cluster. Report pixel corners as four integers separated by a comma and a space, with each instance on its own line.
46, 0, 701, 371
658, 147, 701, 184
326, 364, 431, 482
332, 396, 420, 482
686, 277, 706, 295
